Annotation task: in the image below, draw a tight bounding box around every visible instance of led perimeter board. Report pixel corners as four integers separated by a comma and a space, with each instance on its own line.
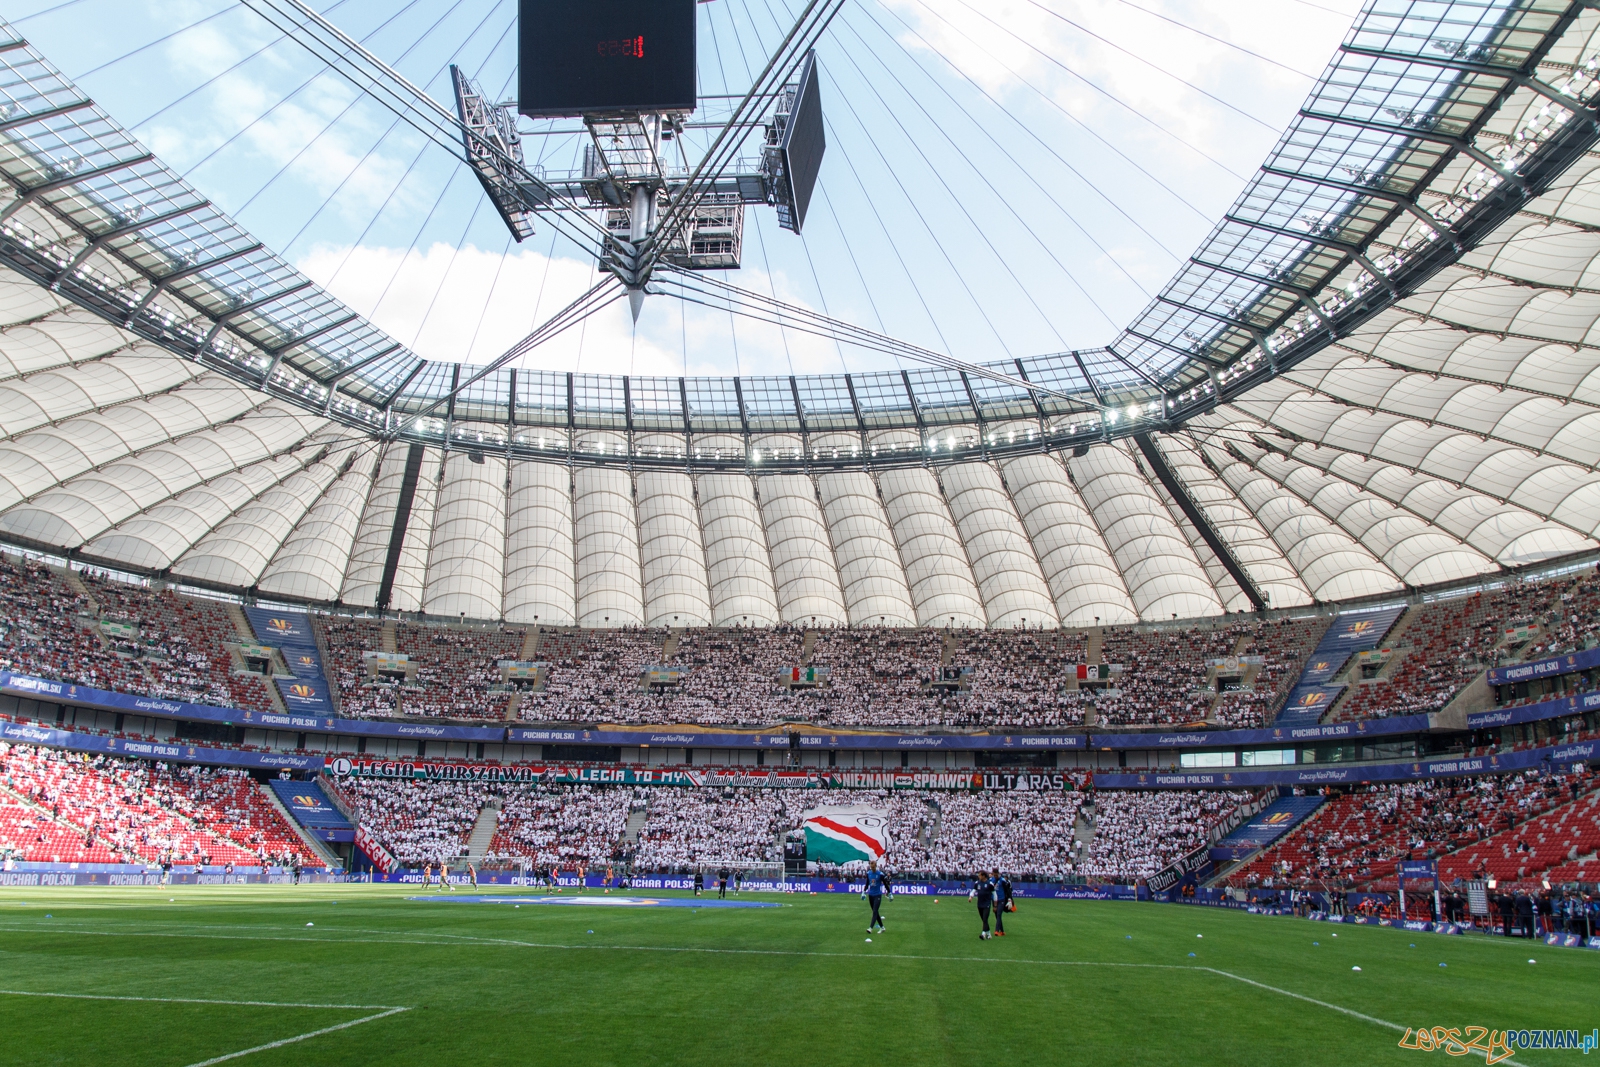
518, 0, 697, 118
772, 51, 823, 234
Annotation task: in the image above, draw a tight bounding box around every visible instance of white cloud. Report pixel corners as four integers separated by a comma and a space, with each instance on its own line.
296, 241, 858, 377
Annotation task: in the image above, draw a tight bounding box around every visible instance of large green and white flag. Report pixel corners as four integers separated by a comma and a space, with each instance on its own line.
801, 805, 890, 865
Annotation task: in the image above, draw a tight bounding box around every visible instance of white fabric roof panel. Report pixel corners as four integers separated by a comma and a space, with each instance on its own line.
0, 403, 325, 551
1149, 435, 1312, 610
382, 447, 442, 614
877, 467, 986, 628
257, 457, 376, 603
697, 473, 780, 627
84, 450, 315, 573
171, 445, 350, 588
815, 470, 917, 627
573, 465, 644, 628
7, 10, 1600, 624
0, 352, 200, 439
340, 443, 416, 610
0, 378, 263, 514
635, 469, 712, 627
940, 462, 1058, 629
421, 452, 507, 621
1067, 443, 1222, 621
998, 454, 1137, 626
503, 459, 577, 626
756, 473, 848, 627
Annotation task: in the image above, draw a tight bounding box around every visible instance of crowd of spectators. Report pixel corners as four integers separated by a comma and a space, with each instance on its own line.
81, 573, 275, 713
947, 631, 1087, 729
1232, 771, 1591, 889
9, 555, 1600, 734
486, 784, 640, 868
1335, 581, 1571, 721
633, 789, 802, 870
341, 778, 496, 867
1079, 789, 1251, 881
925, 791, 1084, 881
1092, 625, 1247, 726
0, 743, 302, 866
0, 555, 145, 694
1212, 617, 1327, 728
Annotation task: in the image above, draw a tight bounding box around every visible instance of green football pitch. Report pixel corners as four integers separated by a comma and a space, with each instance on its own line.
0, 885, 1592, 1066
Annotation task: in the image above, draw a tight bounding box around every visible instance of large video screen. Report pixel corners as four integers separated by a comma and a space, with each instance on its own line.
778, 51, 824, 234
519, 0, 697, 118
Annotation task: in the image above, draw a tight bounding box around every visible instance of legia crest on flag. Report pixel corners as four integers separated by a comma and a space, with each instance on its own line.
800, 805, 890, 865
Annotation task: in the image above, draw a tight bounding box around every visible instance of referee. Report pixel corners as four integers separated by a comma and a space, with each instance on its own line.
863, 860, 888, 933
970, 870, 995, 940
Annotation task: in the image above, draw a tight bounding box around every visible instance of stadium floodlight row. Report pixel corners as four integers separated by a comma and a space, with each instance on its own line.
0, 5, 1597, 631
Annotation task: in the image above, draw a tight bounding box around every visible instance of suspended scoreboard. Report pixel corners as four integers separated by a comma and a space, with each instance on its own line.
518, 0, 698, 117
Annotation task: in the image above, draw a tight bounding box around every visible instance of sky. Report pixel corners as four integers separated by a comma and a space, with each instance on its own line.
6, 0, 1368, 379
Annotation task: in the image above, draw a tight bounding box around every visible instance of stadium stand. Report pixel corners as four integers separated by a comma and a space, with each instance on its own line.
1333, 583, 1573, 722
1230, 771, 1597, 889
82, 572, 275, 713
487, 784, 640, 868
339, 777, 496, 866
1079, 789, 1252, 881
0, 742, 305, 865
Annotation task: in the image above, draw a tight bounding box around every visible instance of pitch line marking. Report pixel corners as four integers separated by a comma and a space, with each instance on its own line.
180, 1007, 411, 1067
0, 989, 402, 1010
1200, 968, 1531, 1067
0, 926, 1544, 1062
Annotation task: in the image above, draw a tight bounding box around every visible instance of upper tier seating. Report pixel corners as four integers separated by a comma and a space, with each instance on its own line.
82, 573, 274, 713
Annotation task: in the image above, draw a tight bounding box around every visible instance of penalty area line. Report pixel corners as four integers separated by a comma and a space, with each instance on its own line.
180, 1006, 410, 1067
0, 989, 401, 1010
1200, 968, 1529, 1067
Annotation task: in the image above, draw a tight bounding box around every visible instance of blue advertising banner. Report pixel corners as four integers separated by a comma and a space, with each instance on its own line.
1317, 606, 1406, 653
244, 607, 315, 646
0, 671, 504, 742
1091, 714, 1431, 750
0, 719, 320, 772
1487, 646, 1600, 687
1298, 652, 1351, 685
1094, 737, 1598, 789
268, 780, 350, 829
1467, 690, 1600, 731
507, 727, 1086, 750
1212, 796, 1324, 852
1275, 683, 1346, 725
282, 648, 325, 679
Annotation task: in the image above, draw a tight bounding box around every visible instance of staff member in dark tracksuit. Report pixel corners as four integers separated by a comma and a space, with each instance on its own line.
993, 871, 1013, 937
970, 871, 996, 940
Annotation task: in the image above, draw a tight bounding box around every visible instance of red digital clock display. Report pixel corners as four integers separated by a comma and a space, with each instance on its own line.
598, 36, 644, 58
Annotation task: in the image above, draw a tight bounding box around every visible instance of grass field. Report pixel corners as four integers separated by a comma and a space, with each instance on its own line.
0, 885, 1593, 1066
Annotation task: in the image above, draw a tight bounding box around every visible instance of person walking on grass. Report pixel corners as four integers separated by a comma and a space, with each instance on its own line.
970, 870, 996, 940
468, 862, 478, 889
993, 871, 1013, 937
863, 860, 888, 933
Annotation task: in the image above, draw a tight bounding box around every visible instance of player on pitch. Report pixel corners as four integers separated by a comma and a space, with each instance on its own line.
970, 870, 995, 939
863, 860, 888, 933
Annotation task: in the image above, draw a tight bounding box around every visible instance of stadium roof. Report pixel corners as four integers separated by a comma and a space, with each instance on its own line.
1, 1, 1600, 627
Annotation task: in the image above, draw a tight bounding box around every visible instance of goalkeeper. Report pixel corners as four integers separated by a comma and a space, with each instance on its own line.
863, 860, 889, 933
